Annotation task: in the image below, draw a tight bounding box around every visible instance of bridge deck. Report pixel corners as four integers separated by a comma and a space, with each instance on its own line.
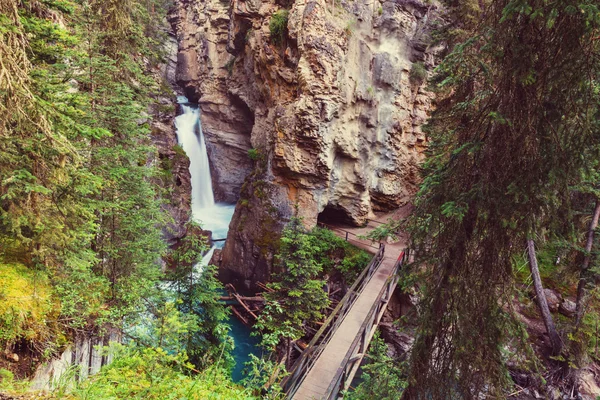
292, 248, 402, 399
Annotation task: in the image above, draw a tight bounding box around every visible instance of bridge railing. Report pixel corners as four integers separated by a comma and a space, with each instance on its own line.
324, 248, 410, 399
316, 221, 382, 252
281, 244, 386, 397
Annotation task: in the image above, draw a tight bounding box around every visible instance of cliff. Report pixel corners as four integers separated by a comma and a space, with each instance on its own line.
152, 33, 193, 244
170, 0, 442, 290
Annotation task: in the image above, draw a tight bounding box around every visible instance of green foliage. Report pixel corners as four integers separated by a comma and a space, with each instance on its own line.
407, 0, 600, 397
173, 144, 187, 158
247, 148, 261, 161
0, 263, 59, 353
409, 62, 427, 86
241, 354, 286, 398
308, 227, 370, 282
269, 10, 289, 45
256, 220, 370, 354
361, 218, 404, 242
0, 368, 30, 394
73, 343, 253, 400
256, 218, 330, 346
158, 225, 233, 370
344, 19, 356, 36
225, 57, 236, 76
571, 287, 600, 362
347, 333, 407, 400
0, 0, 176, 361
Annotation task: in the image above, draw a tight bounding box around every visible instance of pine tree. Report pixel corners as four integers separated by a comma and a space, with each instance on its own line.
405, 1, 600, 398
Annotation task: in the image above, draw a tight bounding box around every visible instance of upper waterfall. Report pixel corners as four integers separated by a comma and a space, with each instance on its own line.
175, 96, 215, 210
174, 96, 235, 246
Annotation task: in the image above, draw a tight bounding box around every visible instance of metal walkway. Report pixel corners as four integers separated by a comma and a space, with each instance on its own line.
282, 222, 408, 399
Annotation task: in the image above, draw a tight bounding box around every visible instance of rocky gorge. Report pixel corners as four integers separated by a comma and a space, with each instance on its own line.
168, 0, 442, 290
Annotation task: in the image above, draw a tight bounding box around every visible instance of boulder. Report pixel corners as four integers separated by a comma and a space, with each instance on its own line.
559, 299, 577, 318
577, 369, 600, 400
543, 288, 561, 313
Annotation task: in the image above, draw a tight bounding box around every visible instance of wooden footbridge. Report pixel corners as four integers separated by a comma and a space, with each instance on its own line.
281, 220, 409, 399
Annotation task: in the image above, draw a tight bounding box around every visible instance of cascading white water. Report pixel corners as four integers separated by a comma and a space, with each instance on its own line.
174, 96, 235, 258
175, 96, 215, 210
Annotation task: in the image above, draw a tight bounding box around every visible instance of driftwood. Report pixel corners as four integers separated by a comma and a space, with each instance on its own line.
257, 282, 274, 293
230, 306, 249, 325
224, 283, 264, 326
233, 293, 259, 320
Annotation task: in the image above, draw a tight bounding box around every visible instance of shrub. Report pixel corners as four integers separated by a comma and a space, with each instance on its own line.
409, 62, 428, 85
247, 148, 261, 161
173, 144, 187, 158
269, 10, 289, 44
0, 263, 56, 348
74, 344, 252, 400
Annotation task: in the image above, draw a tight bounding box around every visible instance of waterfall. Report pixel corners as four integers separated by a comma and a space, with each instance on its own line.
174, 97, 260, 383
175, 96, 215, 210
174, 96, 235, 251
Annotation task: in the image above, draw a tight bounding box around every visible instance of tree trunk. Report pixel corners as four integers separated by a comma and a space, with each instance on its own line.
527, 239, 562, 355
575, 200, 600, 328
285, 337, 292, 369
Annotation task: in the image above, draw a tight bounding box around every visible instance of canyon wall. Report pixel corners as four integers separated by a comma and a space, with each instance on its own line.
151, 33, 193, 244
170, 0, 442, 290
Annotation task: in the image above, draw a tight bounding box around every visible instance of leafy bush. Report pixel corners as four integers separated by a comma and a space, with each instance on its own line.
347, 333, 407, 399
73, 344, 253, 400
308, 227, 371, 282
269, 10, 289, 44
360, 218, 404, 242
0, 263, 56, 348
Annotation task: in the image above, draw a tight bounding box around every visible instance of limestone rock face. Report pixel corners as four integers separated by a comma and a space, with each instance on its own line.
151, 33, 192, 243
170, 0, 442, 289
169, 1, 254, 202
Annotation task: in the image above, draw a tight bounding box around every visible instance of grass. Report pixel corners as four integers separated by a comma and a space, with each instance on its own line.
269, 10, 289, 44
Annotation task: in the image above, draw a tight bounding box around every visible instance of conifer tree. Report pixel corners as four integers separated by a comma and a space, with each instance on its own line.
405, 1, 600, 397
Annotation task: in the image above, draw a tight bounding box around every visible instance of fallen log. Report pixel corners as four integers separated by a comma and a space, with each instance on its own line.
257, 282, 274, 293
233, 293, 259, 320
230, 306, 249, 325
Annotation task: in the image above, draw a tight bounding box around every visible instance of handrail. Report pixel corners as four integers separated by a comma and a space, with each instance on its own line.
316, 221, 382, 251
365, 218, 389, 225
324, 249, 410, 399
282, 244, 386, 397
